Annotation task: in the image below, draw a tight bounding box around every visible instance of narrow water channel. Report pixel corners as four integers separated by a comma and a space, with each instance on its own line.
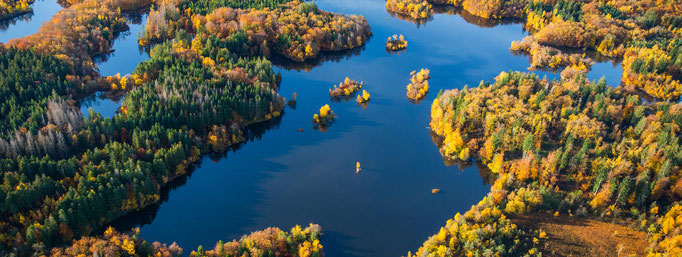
82, 13, 150, 117
95, 13, 150, 77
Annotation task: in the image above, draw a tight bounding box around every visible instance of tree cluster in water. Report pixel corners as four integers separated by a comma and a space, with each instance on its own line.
385, 34, 407, 52
406, 68, 431, 103
329, 77, 363, 101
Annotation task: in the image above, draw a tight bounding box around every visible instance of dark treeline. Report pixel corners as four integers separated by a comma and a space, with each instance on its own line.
0, 35, 284, 256
0, 47, 73, 137
177, 0, 292, 15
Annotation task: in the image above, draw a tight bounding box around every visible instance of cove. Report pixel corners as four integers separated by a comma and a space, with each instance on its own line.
95, 13, 150, 77
81, 12, 150, 117
111, 1, 622, 257
0, 0, 63, 43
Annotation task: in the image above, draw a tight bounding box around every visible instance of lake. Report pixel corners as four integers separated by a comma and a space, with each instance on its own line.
1, 0, 623, 256
111, 1, 621, 257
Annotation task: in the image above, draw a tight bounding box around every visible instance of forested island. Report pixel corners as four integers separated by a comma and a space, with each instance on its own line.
0, 0, 680, 256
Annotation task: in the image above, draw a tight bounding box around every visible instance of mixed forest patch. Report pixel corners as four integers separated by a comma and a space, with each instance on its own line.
419, 71, 682, 256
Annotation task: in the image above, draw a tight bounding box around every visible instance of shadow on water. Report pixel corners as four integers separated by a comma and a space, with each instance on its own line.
322, 230, 371, 257
0, 11, 33, 31
270, 42, 369, 72
122, 9, 149, 24
439, 6, 523, 28
385, 10, 434, 27
92, 11, 150, 68
206, 115, 285, 162
430, 131, 497, 186
79, 91, 123, 118
388, 5, 523, 28
107, 114, 284, 233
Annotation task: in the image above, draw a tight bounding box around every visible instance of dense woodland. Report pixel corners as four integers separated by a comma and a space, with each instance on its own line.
140, 0, 371, 61
49, 227, 182, 256
423, 71, 682, 256
0, 30, 286, 256
0, 0, 374, 255
408, 1, 682, 255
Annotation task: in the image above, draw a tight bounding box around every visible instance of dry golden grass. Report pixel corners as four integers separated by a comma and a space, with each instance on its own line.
514, 213, 648, 257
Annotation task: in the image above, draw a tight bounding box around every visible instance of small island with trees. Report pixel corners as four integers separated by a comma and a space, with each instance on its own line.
330, 77, 363, 101
406, 68, 430, 102
386, 34, 408, 52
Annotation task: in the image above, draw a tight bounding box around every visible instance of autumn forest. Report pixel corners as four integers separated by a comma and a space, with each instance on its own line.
0, 0, 680, 256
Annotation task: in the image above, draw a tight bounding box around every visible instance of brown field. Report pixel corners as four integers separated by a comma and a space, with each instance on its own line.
514, 213, 649, 257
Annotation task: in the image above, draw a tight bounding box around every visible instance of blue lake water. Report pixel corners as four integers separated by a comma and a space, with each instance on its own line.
0, 0, 63, 43
82, 13, 149, 116
96, 13, 150, 77
80, 92, 121, 118
0, 0, 624, 256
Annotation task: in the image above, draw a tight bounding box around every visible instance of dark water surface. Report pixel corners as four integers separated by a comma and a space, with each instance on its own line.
1, 0, 623, 256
